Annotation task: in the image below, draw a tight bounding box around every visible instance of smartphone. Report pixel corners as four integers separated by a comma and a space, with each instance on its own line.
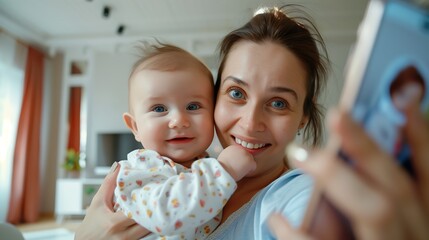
301, 0, 429, 238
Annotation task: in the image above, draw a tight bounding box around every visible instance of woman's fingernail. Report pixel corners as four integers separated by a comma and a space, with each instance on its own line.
109, 162, 118, 175
286, 143, 309, 166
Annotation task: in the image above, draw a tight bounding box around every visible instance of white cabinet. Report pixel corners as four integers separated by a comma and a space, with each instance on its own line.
55, 178, 103, 222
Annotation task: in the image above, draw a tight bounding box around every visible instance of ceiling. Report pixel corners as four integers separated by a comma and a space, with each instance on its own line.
0, 0, 369, 56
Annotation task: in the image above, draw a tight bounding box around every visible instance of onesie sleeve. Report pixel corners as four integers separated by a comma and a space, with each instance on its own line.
114, 149, 237, 236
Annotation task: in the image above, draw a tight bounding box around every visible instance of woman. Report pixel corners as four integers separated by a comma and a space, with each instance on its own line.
75, 5, 328, 239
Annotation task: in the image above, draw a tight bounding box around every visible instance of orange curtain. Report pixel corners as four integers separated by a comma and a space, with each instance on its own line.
7, 47, 44, 224
67, 87, 82, 153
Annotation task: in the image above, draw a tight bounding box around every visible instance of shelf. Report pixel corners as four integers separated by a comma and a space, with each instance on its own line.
55, 178, 103, 222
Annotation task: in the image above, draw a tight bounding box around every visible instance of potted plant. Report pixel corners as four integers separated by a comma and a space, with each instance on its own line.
63, 149, 81, 177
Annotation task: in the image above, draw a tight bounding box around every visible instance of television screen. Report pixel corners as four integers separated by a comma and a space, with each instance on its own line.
96, 132, 141, 171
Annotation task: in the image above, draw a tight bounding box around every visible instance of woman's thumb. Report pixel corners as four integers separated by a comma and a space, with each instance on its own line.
98, 162, 120, 208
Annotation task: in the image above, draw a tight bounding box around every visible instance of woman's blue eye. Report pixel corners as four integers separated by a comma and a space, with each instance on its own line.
229, 89, 244, 99
271, 100, 286, 109
152, 105, 166, 112
187, 103, 200, 111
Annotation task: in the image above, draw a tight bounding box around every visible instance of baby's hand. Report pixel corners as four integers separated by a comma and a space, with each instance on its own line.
217, 145, 256, 181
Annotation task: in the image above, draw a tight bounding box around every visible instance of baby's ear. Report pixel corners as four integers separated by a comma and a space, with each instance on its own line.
123, 112, 140, 142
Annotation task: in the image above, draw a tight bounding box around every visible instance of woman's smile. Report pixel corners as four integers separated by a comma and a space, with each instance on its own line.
235, 137, 267, 149
232, 135, 271, 155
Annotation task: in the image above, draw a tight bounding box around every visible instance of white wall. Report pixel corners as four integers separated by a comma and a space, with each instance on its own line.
324, 35, 358, 110
86, 51, 138, 175
321, 35, 358, 143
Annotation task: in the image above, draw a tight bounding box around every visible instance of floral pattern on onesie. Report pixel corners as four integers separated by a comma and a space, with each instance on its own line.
114, 149, 237, 240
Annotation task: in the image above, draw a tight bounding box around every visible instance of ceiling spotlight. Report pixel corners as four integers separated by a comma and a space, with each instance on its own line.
117, 25, 125, 35
103, 6, 111, 18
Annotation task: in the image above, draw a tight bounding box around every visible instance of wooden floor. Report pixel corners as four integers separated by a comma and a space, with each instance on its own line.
15, 213, 82, 234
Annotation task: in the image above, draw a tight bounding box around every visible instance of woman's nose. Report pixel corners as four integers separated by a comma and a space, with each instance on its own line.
239, 107, 265, 132
168, 111, 190, 129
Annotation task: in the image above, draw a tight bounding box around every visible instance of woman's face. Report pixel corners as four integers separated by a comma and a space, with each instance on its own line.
215, 41, 309, 176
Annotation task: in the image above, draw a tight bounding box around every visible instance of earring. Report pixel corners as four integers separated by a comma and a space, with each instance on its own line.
297, 121, 305, 136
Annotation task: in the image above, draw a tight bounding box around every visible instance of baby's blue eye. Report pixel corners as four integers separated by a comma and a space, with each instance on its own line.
229, 89, 244, 99
187, 103, 200, 111
271, 100, 286, 109
152, 105, 166, 112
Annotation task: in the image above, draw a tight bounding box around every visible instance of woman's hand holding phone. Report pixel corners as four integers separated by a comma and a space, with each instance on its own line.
268, 91, 429, 239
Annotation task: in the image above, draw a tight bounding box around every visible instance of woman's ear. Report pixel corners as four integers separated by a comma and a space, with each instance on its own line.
300, 115, 309, 129
123, 112, 140, 142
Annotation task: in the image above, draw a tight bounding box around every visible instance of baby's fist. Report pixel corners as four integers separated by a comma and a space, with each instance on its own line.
218, 145, 256, 181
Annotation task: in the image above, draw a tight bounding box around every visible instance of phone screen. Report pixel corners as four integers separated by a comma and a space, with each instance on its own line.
347, 0, 429, 174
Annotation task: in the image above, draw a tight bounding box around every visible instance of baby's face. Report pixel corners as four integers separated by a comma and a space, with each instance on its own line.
129, 66, 214, 165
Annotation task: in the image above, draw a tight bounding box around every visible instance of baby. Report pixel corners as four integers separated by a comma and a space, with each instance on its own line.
113, 42, 255, 239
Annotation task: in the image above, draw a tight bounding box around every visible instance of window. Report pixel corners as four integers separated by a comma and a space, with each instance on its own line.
0, 33, 26, 221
